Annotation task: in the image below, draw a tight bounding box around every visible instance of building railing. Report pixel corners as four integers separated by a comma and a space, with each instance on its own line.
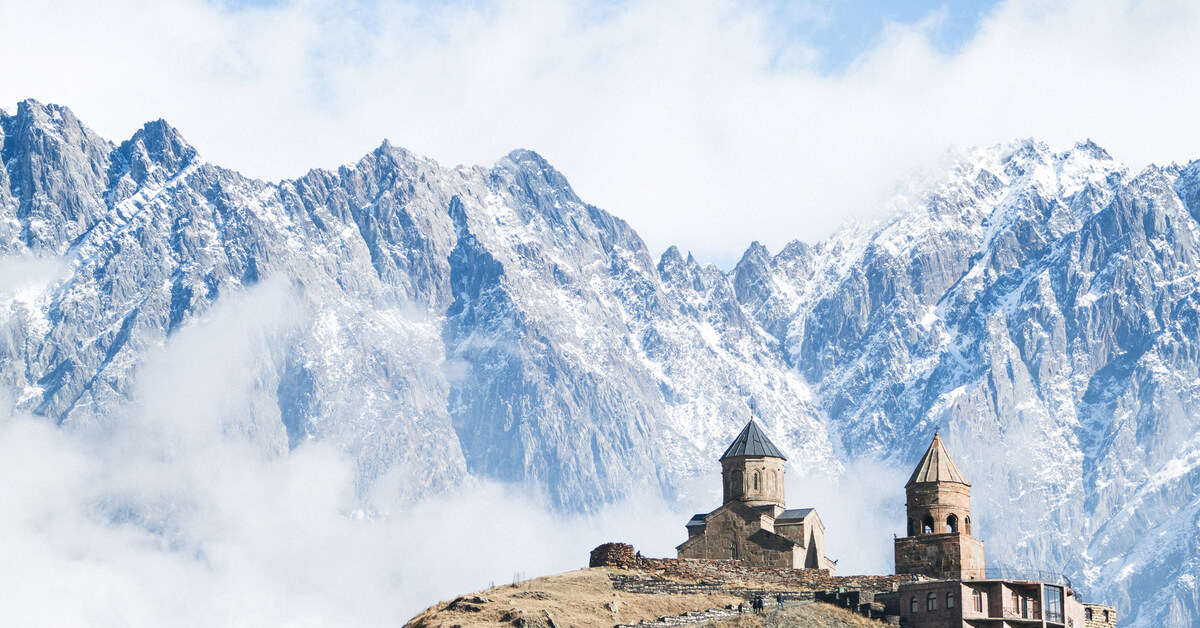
960, 567, 1073, 589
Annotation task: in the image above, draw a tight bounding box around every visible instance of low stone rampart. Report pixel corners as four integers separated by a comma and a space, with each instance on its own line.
589, 542, 912, 596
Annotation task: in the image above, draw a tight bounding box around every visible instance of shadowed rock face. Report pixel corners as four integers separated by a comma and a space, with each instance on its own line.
732, 141, 1200, 626
0, 99, 834, 514
3, 100, 1200, 625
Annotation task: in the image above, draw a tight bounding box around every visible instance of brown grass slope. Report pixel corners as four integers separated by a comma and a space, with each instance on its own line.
716, 605, 883, 627
403, 567, 881, 628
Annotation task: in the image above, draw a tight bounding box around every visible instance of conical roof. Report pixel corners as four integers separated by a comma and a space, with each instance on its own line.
720, 420, 787, 461
906, 432, 970, 487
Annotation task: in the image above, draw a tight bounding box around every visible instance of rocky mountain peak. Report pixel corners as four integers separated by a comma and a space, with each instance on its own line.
114, 118, 197, 185
0, 99, 113, 252
1, 104, 1197, 625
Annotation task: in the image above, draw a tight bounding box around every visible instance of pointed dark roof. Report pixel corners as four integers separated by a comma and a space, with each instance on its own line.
906, 433, 970, 487
720, 420, 787, 461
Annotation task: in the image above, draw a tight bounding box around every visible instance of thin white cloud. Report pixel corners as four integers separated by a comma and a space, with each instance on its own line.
0, 269, 956, 622
0, 278, 691, 624
3, 0, 1198, 265
0, 402, 692, 624
789, 459, 908, 576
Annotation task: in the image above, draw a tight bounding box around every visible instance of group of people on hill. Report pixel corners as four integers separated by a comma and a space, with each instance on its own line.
738, 593, 785, 615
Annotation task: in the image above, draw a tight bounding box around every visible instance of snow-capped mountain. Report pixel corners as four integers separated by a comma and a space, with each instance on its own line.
733, 140, 1200, 625
3, 99, 1200, 625
0, 99, 834, 511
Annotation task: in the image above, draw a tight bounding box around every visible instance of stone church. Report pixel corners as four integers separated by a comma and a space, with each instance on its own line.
676, 420, 837, 572
893, 432, 985, 580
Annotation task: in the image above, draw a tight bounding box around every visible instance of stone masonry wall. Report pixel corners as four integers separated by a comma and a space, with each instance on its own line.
590, 543, 640, 568
722, 456, 786, 507
894, 533, 985, 580
907, 482, 973, 537
1084, 604, 1117, 628
590, 543, 912, 596
677, 505, 798, 568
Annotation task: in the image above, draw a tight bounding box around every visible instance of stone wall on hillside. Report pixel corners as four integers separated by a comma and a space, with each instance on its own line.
588, 542, 914, 595
1084, 604, 1117, 628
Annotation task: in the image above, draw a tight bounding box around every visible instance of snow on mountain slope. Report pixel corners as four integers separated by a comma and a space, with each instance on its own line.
5, 99, 1200, 625
0, 99, 836, 513
734, 139, 1200, 625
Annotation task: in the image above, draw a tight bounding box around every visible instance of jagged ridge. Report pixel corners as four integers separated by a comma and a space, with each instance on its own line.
4, 99, 1200, 625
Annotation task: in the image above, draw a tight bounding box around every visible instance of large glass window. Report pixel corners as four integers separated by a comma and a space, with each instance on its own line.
1019, 592, 1040, 619
947, 591, 955, 609
910, 597, 918, 613
927, 592, 938, 611
1045, 586, 1064, 623
972, 589, 983, 612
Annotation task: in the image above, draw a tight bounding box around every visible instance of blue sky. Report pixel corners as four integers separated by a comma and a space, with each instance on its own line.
763, 0, 999, 71
4, 0, 1199, 265
222, 0, 1000, 74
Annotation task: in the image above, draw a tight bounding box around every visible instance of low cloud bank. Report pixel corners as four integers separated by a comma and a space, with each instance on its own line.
791, 460, 909, 576
0, 277, 895, 624
0, 404, 689, 624
0, 280, 691, 624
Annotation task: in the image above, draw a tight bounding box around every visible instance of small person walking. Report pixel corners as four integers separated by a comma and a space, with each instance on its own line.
776, 592, 784, 610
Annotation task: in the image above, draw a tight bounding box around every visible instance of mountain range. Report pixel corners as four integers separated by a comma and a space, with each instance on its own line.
4, 98, 1200, 626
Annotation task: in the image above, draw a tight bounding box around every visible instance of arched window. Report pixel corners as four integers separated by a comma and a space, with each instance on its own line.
973, 589, 983, 612
927, 592, 937, 611
947, 513, 959, 533
965, 516, 972, 535
753, 472, 759, 491
908, 518, 915, 536
732, 470, 743, 496
1103, 610, 1110, 621
946, 591, 955, 609
922, 514, 935, 535
910, 597, 918, 613
730, 542, 739, 560
1085, 608, 1093, 620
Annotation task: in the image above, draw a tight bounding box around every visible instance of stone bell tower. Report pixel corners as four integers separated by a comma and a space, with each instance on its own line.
720, 420, 786, 513
893, 432, 986, 580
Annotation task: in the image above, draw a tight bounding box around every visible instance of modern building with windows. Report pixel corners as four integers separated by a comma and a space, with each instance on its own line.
893, 434, 1106, 628
898, 577, 1087, 627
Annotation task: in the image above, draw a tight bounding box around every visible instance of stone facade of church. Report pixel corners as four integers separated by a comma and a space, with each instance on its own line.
893, 433, 986, 581
661, 425, 1119, 625
675, 420, 836, 573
